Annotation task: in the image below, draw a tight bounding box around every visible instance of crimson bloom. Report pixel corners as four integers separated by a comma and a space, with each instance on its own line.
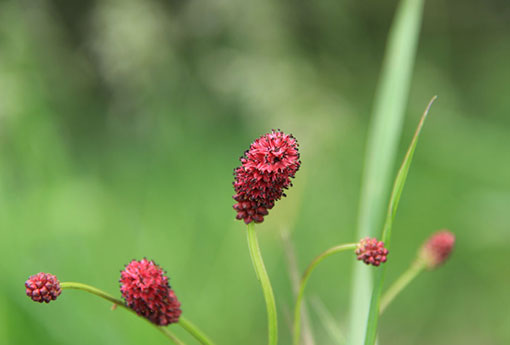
25, 272, 62, 303
120, 258, 181, 326
233, 130, 301, 224
355, 237, 389, 267
420, 230, 455, 269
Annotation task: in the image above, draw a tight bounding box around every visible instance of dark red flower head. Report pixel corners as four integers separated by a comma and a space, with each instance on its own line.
120, 258, 181, 326
355, 237, 389, 267
419, 230, 455, 269
25, 272, 61, 303
233, 130, 301, 224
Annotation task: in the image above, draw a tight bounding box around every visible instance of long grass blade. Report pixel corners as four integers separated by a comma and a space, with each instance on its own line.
348, 0, 426, 343
363, 97, 437, 345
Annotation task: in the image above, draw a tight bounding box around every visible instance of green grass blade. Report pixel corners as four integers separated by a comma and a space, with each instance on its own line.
348, 0, 426, 343
382, 96, 436, 240
363, 97, 437, 345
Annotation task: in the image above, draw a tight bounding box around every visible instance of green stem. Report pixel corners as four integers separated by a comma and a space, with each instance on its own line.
246, 222, 278, 345
60, 282, 126, 309
379, 259, 425, 314
179, 317, 216, 345
60, 282, 186, 345
293, 243, 357, 345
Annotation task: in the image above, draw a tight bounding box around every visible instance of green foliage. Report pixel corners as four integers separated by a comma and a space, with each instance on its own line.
349, 0, 425, 343
364, 97, 436, 345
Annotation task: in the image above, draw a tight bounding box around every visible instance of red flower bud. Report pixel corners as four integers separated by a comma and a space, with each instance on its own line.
120, 259, 181, 326
420, 230, 455, 269
355, 237, 389, 267
25, 273, 61, 303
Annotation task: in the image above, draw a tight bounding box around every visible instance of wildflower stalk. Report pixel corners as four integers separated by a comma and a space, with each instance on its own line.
281, 228, 316, 345
293, 243, 357, 345
60, 282, 123, 308
246, 222, 278, 345
178, 317, 217, 345
380, 230, 455, 314
378, 259, 425, 314
60, 282, 214, 345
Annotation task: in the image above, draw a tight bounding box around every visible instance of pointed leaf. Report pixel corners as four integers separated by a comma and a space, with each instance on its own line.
363, 96, 437, 345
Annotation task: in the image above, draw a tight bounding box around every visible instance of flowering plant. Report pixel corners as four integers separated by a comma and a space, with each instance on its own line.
23, 0, 456, 343
25, 122, 454, 345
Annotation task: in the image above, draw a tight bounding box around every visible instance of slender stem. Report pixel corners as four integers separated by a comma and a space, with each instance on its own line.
60, 282, 126, 309
60, 282, 186, 345
293, 243, 357, 345
379, 259, 425, 314
246, 222, 278, 345
158, 327, 187, 345
281, 228, 316, 345
179, 317, 216, 345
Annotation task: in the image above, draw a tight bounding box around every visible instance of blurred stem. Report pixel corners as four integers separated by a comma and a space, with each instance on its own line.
280, 228, 316, 345
379, 260, 425, 314
246, 222, 278, 345
178, 317, 217, 345
310, 297, 346, 345
293, 243, 357, 345
60, 282, 186, 345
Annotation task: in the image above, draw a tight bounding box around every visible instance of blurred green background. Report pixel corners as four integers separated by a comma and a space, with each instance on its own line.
1, 0, 509, 344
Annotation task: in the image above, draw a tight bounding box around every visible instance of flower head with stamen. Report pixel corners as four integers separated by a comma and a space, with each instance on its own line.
233, 130, 301, 224
120, 258, 182, 326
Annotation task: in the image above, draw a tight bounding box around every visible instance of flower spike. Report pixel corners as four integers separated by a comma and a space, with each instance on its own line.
233, 130, 301, 224
120, 258, 182, 326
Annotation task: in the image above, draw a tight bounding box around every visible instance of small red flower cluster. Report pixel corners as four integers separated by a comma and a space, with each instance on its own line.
120, 258, 181, 326
25, 273, 61, 303
233, 130, 301, 224
420, 230, 455, 269
355, 237, 389, 267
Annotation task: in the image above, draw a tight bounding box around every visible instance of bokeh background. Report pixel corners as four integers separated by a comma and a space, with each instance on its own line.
1, 0, 509, 344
